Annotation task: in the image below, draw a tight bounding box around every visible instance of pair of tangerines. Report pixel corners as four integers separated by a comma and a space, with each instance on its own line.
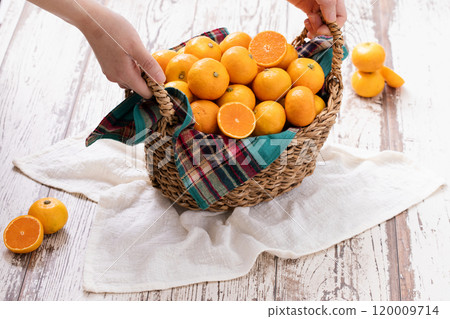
3, 198, 68, 254
152, 31, 326, 139
351, 42, 405, 97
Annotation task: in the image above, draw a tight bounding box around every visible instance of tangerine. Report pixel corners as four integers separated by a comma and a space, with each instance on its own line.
252, 68, 292, 101
3, 215, 44, 254
248, 31, 287, 67
380, 66, 405, 88
219, 32, 252, 52
185, 36, 222, 61
287, 58, 324, 94
216, 84, 256, 110
151, 49, 177, 73
165, 81, 194, 103
221, 46, 258, 85
285, 86, 316, 127
188, 58, 230, 100
352, 42, 386, 72
314, 95, 326, 115
165, 53, 199, 82
351, 70, 385, 97
253, 101, 286, 136
217, 102, 256, 139
276, 44, 298, 70
191, 100, 220, 134
28, 197, 68, 234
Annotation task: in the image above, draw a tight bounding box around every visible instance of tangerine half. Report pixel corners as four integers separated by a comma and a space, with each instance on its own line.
248, 31, 287, 67
217, 102, 256, 139
3, 215, 44, 254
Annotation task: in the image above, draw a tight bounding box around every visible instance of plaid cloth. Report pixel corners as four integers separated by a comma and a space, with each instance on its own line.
86, 28, 348, 209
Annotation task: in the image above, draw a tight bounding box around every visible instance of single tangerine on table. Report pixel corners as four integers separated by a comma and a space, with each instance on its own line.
217, 102, 256, 139
351, 42, 386, 73
287, 58, 325, 94
221, 46, 258, 85
3, 215, 44, 254
216, 84, 256, 110
185, 36, 222, 61
248, 31, 287, 67
285, 86, 316, 127
253, 101, 286, 136
191, 100, 220, 134
252, 67, 292, 101
188, 58, 230, 100
351, 70, 385, 97
151, 49, 177, 73
28, 197, 68, 234
380, 66, 405, 88
219, 32, 252, 52
165, 53, 199, 82
165, 81, 194, 103
276, 44, 298, 70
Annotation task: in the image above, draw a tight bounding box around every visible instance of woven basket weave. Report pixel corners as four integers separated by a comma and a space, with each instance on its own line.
131, 22, 343, 212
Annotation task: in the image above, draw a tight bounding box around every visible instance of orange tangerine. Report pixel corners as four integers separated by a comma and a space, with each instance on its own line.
351, 70, 385, 97
352, 42, 386, 72
380, 66, 405, 88
248, 31, 287, 67
276, 44, 298, 70
314, 95, 326, 115
287, 58, 325, 94
3, 215, 44, 254
191, 100, 220, 134
165, 81, 194, 103
216, 84, 256, 110
165, 53, 199, 82
219, 32, 252, 52
185, 36, 222, 61
252, 68, 292, 101
221, 46, 258, 85
152, 49, 177, 73
28, 197, 68, 234
188, 58, 230, 100
253, 101, 286, 136
285, 86, 316, 127
217, 102, 256, 139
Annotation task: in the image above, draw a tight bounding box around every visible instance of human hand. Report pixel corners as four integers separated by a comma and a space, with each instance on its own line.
287, 0, 347, 38
78, 5, 165, 99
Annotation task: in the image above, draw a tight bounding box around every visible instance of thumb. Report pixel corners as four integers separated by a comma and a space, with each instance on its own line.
133, 46, 166, 84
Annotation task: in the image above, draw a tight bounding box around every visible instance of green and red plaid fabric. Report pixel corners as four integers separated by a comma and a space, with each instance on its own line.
86, 28, 347, 209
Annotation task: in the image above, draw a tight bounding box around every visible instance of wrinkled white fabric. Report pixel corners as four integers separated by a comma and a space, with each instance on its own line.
13, 131, 445, 293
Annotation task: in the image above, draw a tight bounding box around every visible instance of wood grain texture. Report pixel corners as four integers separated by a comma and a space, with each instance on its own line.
0, 0, 25, 66
0, 0, 449, 301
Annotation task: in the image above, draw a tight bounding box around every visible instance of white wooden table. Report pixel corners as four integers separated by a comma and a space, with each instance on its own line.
1, 0, 449, 301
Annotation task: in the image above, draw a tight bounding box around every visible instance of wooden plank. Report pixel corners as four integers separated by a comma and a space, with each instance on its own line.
0, 0, 25, 66
275, 0, 394, 300
387, 0, 450, 300
0, 2, 91, 300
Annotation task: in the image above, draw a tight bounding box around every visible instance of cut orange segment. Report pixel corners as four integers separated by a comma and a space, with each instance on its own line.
217, 102, 256, 139
248, 31, 287, 67
380, 66, 405, 88
3, 215, 44, 254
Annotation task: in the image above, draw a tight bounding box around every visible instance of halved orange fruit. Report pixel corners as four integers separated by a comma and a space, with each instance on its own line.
217, 102, 256, 139
248, 31, 287, 67
3, 215, 44, 254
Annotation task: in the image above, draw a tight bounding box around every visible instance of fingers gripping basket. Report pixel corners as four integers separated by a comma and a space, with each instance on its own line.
136, 23, 343, 212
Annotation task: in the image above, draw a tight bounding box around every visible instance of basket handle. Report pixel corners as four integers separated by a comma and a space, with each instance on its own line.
291, 17, 344, 109
130, 20, 344, 134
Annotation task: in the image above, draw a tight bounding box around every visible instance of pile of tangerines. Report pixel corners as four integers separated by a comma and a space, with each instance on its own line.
152, 31, 326, 139
351, 42, 404, 97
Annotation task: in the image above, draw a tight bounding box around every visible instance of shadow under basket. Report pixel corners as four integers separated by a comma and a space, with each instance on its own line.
130, 23, 344, 212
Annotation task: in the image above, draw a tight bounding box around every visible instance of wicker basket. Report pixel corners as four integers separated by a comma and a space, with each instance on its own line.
133, 22, 343, 212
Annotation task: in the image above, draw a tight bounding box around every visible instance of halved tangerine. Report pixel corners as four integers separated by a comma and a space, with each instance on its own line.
3, 215, 44, 254
217, 102, 256, 139
248, 31, 287, 67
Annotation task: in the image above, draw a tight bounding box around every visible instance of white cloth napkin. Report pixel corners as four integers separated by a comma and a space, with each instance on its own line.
13, 131, 445, 293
